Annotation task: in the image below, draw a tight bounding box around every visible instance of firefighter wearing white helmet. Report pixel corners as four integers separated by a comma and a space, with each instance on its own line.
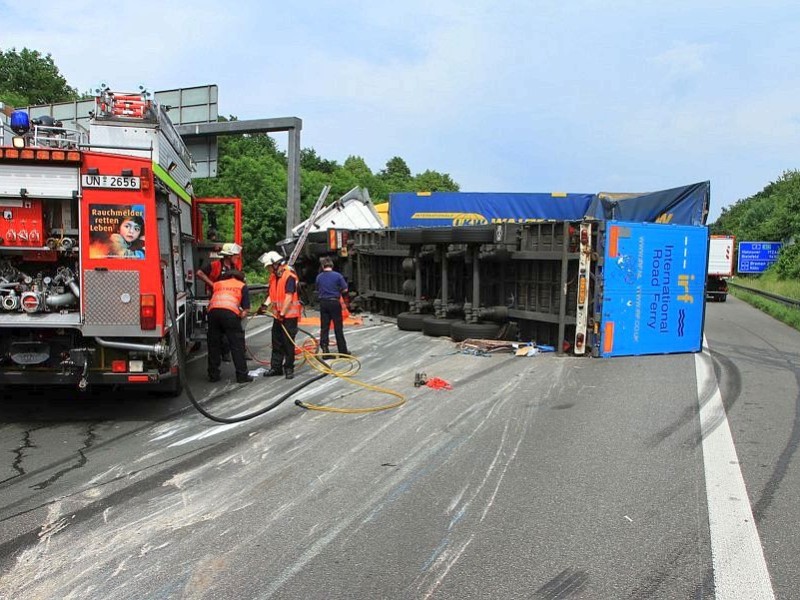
256, 251, 285, 314
198, 243, 242, 290
258, 250, 300, 379
198, 242, 243, 362
258, 250, 284, 267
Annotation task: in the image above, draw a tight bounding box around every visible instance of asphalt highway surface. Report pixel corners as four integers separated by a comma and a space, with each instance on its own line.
0, 299, 798, 599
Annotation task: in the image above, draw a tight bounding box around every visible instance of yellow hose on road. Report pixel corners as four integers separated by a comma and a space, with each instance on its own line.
268, 317, 407, 414
296, 350, 406, 413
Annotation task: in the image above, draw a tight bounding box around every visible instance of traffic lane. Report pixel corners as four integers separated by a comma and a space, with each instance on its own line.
0, 319, 287, 558
1, 323, 713, 598
0, 324, 452, 598
704, 297, 800, 598
0, 316, 280, 504
0, 369, 236, 508
269, 351, 711, 599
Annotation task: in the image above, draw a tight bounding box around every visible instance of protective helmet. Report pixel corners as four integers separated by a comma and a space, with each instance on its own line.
258, 250, 285, 267
219, 242, 242, 256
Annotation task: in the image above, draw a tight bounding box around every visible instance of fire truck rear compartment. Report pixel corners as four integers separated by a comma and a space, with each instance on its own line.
0, 326, 174, 385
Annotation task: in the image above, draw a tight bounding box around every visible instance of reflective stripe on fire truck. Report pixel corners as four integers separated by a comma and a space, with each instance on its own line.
151, 162, 191, 203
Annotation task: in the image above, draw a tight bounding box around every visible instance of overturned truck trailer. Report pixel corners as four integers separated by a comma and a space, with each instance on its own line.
351, 182, 710, 357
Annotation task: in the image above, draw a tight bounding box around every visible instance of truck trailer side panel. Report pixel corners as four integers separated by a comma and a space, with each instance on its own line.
598, 221, 708, 357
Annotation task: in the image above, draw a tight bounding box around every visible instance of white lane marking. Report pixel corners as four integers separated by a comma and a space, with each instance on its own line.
695, 337, 775, 599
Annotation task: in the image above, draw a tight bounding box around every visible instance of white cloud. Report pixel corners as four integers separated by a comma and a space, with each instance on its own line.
3, 0, 800, 220
652, 41, 712, 79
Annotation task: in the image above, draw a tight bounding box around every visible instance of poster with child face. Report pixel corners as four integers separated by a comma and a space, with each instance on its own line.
88, 204, 146, 259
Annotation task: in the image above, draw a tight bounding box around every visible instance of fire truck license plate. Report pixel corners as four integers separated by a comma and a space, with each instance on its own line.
81, 175, 141, 189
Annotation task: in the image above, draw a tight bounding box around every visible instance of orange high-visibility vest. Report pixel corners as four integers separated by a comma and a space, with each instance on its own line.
209, 278, 245, 315
273, 267, 301, 319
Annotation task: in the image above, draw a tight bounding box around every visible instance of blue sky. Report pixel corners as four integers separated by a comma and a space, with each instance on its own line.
3, 0, 799, 221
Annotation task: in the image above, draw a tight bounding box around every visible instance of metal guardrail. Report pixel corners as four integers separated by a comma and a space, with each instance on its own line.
727, 281, 800, 309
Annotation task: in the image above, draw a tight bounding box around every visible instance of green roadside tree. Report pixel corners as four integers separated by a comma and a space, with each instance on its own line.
192, 133, 288, 269
712, 170, 800, 279
412, 169, 460, 193
0, 48, 79, 106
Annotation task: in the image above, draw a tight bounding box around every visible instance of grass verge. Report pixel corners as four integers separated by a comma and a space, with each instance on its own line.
729, 286, 800, 332
732, 273, 800, 300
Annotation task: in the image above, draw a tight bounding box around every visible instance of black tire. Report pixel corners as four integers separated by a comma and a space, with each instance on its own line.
397, 311, 426, 331
307, 231, 328, 243
397, 228, 425, 245
450, 321, 502, 342
153, 374, 184, 398
422, 316, 458, 337
719, 294, 727, 303
422, 227, 455, 244
452, 225, 496, 244
306, 242, 329, 256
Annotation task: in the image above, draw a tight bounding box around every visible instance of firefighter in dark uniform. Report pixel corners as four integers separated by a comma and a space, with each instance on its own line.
315, 256, 350, 356
259, 252, 301, 380
207, 269, 253, 383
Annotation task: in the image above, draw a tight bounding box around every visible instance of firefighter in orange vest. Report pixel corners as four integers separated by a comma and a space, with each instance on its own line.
197, 242, 241, 291
198, 243, 242, 361
259, 252, 301, 380
207, 269, 253, 384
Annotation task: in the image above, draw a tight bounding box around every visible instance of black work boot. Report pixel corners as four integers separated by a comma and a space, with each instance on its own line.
263, 367, 283, 377
284, 368, 294, 380
320, 345, 329, 355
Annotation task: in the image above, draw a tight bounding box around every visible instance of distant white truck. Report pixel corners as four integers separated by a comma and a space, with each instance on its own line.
707, 235, 735, 302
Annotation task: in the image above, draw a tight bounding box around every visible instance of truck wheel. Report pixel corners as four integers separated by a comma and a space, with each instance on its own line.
422, 316, 458, 337
154, 375, 183, 398
422, 227, 455, 244
306, 242, 329, 256
450, 321, 502, 342
397, 228, 425, 245
452, 225, 495, 244
719, 294, 727, 303
397, 311, 426, 331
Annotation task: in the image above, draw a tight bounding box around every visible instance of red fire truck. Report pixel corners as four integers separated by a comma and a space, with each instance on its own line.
0, 89, 240, 395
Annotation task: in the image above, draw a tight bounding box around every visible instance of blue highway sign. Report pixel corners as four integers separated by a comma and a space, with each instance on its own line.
737, 241, 783, 274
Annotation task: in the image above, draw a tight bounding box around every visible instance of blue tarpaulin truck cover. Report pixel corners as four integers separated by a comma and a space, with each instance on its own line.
586, 181, 709, 226
388, 182, 710, 227
388, 192, 595, 227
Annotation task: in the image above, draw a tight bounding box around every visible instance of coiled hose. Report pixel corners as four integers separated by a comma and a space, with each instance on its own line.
176, 311, 405, 423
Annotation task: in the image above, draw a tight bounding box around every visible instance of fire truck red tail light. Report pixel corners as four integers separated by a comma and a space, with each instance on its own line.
575, 332, 585, 349
21, 149, 34, 160
66, 151, 81, 162
580, 229, 589, 246
51, 150, 66, 161
35, 150, 50, 160
112, 360, 127, 373
140, 167, 151, 190
140, 294, 157, 330
3, 148, 20, 159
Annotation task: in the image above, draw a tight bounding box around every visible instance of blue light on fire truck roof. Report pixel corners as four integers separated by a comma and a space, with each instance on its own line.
10, 110, 30, 135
